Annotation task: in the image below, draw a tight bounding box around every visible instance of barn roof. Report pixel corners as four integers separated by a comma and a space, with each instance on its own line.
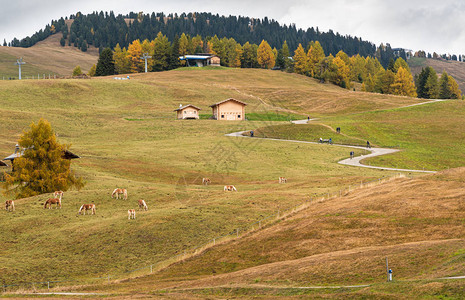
3, 148, 80, 161
174, 104, 202, 111
179, 55, 216, 60
209, 98, 248, 108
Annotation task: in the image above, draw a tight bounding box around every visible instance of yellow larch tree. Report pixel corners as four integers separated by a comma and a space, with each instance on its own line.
307, 41, 325, 77
257, 40, 275, 69
293, 43, 308, 75
127, 39, 144, 73
391, 66, 417, 97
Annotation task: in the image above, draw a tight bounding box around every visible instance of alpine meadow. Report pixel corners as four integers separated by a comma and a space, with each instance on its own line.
1, 7, 465, 299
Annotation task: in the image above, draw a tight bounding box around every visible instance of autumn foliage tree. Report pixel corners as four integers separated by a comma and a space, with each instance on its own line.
3, 119, 84, 199
293, 43, 308, 75
257, 40, 275, 69
391, 66, 417, 97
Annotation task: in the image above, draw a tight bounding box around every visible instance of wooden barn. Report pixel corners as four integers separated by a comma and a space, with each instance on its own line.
209, 98, 247, 121
174, 104, 201, 120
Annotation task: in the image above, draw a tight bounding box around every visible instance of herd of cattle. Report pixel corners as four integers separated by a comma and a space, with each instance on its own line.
4, 177, 288, 218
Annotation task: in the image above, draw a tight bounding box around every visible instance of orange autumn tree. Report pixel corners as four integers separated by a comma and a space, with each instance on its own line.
3, 119, 84, 199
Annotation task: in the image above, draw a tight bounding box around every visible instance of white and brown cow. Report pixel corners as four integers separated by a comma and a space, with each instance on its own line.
111, 188, 128, 200
279, 177, 287, 184
138, 199, 148, 211
5, 200, 15, 212
224, 185, 237, 192
128, 209, 136, 220
78, 204, 96, 215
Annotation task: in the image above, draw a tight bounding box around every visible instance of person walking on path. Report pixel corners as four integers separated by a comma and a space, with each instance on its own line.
366, 141, 371, 148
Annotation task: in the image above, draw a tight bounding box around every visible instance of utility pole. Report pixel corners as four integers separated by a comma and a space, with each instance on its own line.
14, 57, 26, 80
386, 257, 389, 281
140, 53, 152, 73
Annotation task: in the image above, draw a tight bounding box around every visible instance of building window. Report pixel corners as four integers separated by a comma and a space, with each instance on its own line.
184, 111, 187, 114
221, 115, 224, 118
238, 115, 241, 118
194, 111, 197, 114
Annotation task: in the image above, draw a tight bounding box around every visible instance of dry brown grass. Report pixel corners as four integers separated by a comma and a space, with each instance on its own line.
0, 33, 98, 76
409, 57, 465, 92
100, 168, 465, 294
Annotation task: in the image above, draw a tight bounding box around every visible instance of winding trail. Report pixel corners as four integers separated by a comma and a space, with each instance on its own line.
226, 128, 435, 174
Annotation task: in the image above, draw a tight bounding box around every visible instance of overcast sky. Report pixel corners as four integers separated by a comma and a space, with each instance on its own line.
0, 0, 464, 54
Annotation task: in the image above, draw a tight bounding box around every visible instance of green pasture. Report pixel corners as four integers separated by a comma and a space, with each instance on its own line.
0, 70, 401, 284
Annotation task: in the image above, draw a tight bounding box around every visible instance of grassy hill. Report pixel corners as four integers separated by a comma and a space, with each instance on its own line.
87, 169, 465, 299
1, 69, 418, 286
0, 33, 98, 78
409, 57, 465, 92
1, 68, 463, 299
251, 99, 465, 171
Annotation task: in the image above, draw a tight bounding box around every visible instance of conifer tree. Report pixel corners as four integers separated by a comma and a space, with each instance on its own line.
293, 43, 308, 75
60, 37, 66, 47
447, 75, 462, 99
439, 71, 452, 99
168, 35, 181, 70
307, 41, 325, 77
257, 40, 275, 69
95, 47, 115, 76
3, 39, 6, 46
152, 32, 171, 71
393, 57, 410, 73
391, 66, 417, 97
127, 39, 144, 73
113, 44, 132, 74
3, 119, 84, 199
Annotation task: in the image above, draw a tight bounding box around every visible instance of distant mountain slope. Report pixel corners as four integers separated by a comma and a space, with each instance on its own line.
409, 57, 465, 92
10, 12, 377, 57
0, 33, 98, 77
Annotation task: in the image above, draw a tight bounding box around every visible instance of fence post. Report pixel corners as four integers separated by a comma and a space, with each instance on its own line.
150, 265, 153, 274
236, 228, 239, 237
213, 238, 216, 245
47, 281, 50, 290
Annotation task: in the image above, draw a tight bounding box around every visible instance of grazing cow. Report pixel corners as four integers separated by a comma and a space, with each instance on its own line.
224, 185, 237, 192
54, 191, 64, 198
5, 200, 15, 212
138, 199, 148, 211
111, 188, 128, 200
44, 193, 63, 209
202, 178, 211, 185
128, 209, 136, 220
78, 204, 96, 215
279, 177, 287, 184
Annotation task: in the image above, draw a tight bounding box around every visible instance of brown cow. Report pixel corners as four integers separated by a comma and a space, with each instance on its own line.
202, 178, 211, 185
44, 193, 62, 209
279, 177, 287, 184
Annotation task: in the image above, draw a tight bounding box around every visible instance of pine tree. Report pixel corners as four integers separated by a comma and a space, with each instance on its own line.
3, 119, 84, 199
81, 41, 87, 52
257, 40, 275, 69
439, 71, 452, 99
60, 37, 66, 47
168, 35, 181, 70
152, 32, 171, 71
391, 66, 417, 97
2, 39, 6, 46
95, 47, 115, 76
293, 43, 308, 75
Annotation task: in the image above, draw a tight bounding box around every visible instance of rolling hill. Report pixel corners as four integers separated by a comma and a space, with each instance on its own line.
0, 69, 419, 287
1, 68, 463, 299
0, 33, 98, 78
409, 57, 465, 92
93, 169, 465, 299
